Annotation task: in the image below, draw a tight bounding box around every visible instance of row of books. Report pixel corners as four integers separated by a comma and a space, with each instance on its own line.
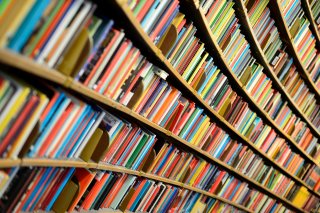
126, 0, 320, 164
309, 0, 320, 33
199, 0, 320, 139
244, 0, 320, 140
3, 68, 320, 212
0, 167, 242, 213
280, 0, 320, 88
1, 0, 319, 189
1, 166, 320, 213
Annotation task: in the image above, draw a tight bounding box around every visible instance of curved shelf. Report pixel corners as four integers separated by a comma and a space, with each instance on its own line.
0, 158, 251, 212
271, 0, 320, 100
301, 0, 320, 48
104, 0, 320, 191
232, 1, 320, 150
178, 2, 320, 168
0, 49, 308, 212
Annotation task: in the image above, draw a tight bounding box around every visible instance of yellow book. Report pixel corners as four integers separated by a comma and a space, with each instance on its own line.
0, 87, 30, 134
229, 38, 246, 65
212, 2, 234, 35
7, 93, 49, 158
215, 6, 235, 37
0, 0, 35, 47
255, 126, 271, 148
191, 199, 206, 213
157, 12, 185, 49
192, 117, 210, 146
176, 155, 193, 181
182, 43, 205, 79
251, 1, 269, 25
132, 76, 157, 111
292, 187, 310, 208
148, 143, 168, 173
0, 171, 9, 192
189, 160, 206, 186
187, 52, 208, 84
200, 69, 220, 98
241, 113, 256, 135
168, 24, 193, 62
208, 1, 226, 26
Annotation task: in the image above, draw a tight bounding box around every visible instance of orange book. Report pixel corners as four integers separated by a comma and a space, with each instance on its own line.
152, 88, 180, 124
81, 172, 111, 210
84, 29, 121, 86
68, 169, 96, 211
127, 179, 148, 210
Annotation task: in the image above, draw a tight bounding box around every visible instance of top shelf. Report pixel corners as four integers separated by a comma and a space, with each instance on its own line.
231, 0, 320, 142
177, 1, 320, 166
271, 0, 320, 99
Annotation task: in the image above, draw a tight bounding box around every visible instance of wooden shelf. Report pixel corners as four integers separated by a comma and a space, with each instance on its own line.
301, 0, 320, 48
0, 48, 309, 213
0, 158, 252, 212
179, 1, 320, 170
232, 0, 320, 155
271, 0, 320, 101
104, 0, 320, 197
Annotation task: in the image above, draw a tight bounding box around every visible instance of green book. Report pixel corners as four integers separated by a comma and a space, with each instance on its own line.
125, 133, 149, 168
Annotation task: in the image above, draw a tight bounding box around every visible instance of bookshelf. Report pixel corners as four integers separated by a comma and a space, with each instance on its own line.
272, 0, 320, 98
0, 158, 252, 212
177, 1, 320, 168
230, 1, 320, 151
301, 0, 320, 48
0, 0, 319, 212
0, 49, 310, 212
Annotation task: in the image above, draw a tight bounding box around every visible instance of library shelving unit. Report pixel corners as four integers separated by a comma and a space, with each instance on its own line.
0, 48, 306, 213
271, 0, 320, 98
301, 0, 320, 48
177, 0, 320, 168
0, 0, 319, 212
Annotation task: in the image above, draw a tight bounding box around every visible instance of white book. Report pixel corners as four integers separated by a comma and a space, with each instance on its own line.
36, 0, 83, 65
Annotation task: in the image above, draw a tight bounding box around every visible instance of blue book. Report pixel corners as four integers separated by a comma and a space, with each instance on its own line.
228, 143, 242, 165
130, 180, 152, 211
22, 168, 53, 211
67, 111, 99, 158
162, 187, 179, 212
185, 192, 200, 212
35, 0, 75, 60
45, 168, 75, 211
30, 94, 71, 157
156, 6, 180, 43
229, 181, 241, 200
56, 106, 92, 157
278, 58, 293, 81
159, 100, 179, 127
180, 108, 203, 139
186, 115, 207, 142
140, 0, 161, 28
197, 66, 217, 94
40, 92, 66, 132
154, 145, 174, 174
8, 0, 51, 52
27, 168, 60, 211
213, 136, 231, 158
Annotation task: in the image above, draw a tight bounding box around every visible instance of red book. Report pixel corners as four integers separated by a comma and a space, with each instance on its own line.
0, 94, 39, 155
30, 0, 72, 58
173, 102, 195, 135
68, 169, 96, 211
110, 127, 139, 164
150, 0, 179, 42
84, 29, 121, 86
168, 101, 185, 131
127, 179, 148, 209
209, 171, 227, 193
143, 184, 161, 212
81, 172, 111, 210
95, 40, 131, 93
164, 153, 181, 178
193, 163, 210, 187
37, 103, 75, 157
260, 129, 276, 152
136, 0, 155, 22
198, 123, 215, 149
